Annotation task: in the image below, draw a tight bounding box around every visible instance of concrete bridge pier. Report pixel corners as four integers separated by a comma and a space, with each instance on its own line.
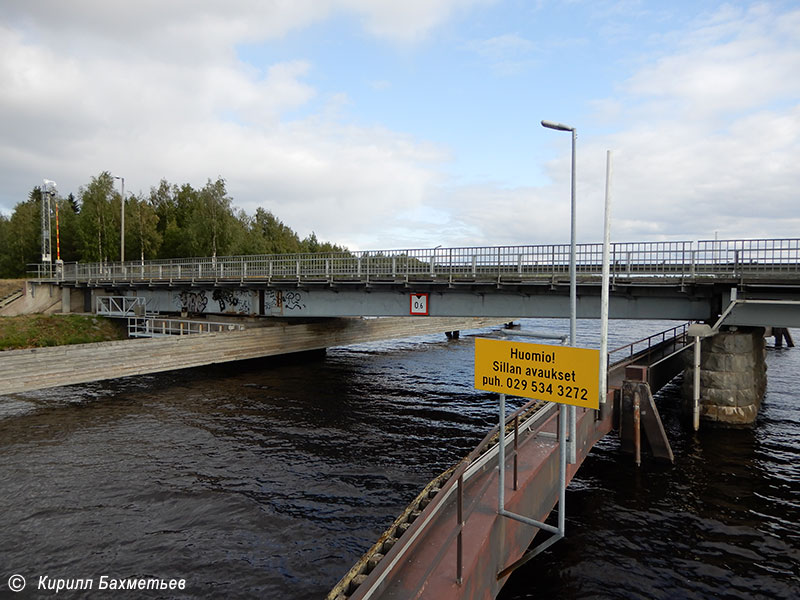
682, 327, 767, 427
60, 286, 86, 314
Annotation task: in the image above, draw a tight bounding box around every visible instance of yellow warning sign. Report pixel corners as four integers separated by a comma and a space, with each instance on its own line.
474, 338, 600, 409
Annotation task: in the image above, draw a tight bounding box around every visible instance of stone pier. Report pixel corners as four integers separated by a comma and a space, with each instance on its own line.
682, 327, 767, 426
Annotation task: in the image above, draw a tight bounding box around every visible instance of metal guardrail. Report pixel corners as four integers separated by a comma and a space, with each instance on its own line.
127, 317, 246, 338
27, 238, 800, 285
346, 398, 557, 599
607, 322, 691, 366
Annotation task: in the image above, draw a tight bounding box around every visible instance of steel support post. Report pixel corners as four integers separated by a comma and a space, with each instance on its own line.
693, 335, 701, 431
496, 399, 567, 580
498, 393, 506, 511
558, 403, 566, 534
568, 127, 577, 464
497, 394, 563, 534
121, 177, 125, 263
599, 151, 612, 405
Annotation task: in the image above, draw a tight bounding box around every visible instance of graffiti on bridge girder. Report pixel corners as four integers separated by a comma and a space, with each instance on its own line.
265, 290, 305, 312
212, 289, 251, 313
175, 290, 208, 314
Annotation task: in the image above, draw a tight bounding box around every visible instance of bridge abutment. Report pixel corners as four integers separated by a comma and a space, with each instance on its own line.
682, 327, 767, 426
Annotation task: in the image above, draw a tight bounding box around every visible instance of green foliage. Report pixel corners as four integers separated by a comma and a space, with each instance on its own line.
2, 189, 42, 276
77, 171, 119, 262
55, 196, 81, 262
126, 193, 161, 263
0, 172, 346, 276
0, 213, 11, 276
301, 231, 347, 254
249, 207, 303, 254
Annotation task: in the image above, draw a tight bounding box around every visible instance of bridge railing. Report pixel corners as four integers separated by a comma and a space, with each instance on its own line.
28, 238, 800, 284
127, 317, 246, 338
694, 238, 800, 276
607, 322, 691, 367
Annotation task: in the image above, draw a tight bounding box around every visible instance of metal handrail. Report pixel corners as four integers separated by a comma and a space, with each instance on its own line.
356, 399, 557, 598
127, 317, 246, 337
607, 322, 691, 366
27, 238, 800, 284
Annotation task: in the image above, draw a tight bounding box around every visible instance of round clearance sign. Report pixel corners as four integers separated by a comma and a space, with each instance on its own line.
474, 337, 600, 409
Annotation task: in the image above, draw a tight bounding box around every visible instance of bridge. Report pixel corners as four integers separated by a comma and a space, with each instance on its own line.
14, 238, 800, 599
29, 238, 800, 327
19, 237, 800, 427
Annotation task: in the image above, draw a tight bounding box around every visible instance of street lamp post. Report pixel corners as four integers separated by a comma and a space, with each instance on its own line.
113, 175, 125, 263
542, 119, 577, 464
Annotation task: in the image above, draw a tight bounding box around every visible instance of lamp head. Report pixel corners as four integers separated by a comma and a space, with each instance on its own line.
541, 120, 574, 132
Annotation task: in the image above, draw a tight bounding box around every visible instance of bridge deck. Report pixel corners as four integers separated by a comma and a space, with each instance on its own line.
30, 239, 800, 286
29, 239, 800, 326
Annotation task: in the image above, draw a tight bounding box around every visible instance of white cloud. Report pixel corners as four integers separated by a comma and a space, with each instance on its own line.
1, 1, 798, 253
0, 1, 459, 240
3, 0, 494, 47
412, 3, 800, 249
627, 4, 800, 117
341, 0, 495, 42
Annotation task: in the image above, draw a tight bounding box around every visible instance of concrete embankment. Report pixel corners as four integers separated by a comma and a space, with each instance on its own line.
0, 316, 509, 396
0, 281, 63, 316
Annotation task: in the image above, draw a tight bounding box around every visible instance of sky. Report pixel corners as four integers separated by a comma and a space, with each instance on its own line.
1, 0, 798, 251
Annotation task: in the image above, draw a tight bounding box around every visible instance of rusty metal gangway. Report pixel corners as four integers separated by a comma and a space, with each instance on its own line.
328, 324, 692, 600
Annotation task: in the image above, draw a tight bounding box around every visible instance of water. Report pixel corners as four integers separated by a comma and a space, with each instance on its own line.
0, 320, 797, 599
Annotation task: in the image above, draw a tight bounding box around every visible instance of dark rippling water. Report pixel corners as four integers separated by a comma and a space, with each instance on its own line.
1, 319, 797, 599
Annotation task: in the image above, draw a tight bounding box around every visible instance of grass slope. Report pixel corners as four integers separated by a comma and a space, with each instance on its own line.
0, 314, 127, 350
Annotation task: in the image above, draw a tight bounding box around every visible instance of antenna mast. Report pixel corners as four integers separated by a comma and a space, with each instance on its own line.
41, 179, 57, 266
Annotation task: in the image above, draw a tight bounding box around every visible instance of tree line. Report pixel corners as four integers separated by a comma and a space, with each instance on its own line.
0, 172, 345, 278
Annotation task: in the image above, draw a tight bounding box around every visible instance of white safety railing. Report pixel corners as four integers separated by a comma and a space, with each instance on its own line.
28, 238, 800, 284
128, 317, 246, 338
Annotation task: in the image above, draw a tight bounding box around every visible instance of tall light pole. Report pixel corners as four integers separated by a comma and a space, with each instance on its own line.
41, 179, 57, 272
113, 175, 125, 263
542, 119, 577, 463
541, 120, 576, 345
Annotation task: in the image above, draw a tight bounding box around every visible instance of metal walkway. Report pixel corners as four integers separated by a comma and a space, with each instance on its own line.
327, 325, 692, 600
